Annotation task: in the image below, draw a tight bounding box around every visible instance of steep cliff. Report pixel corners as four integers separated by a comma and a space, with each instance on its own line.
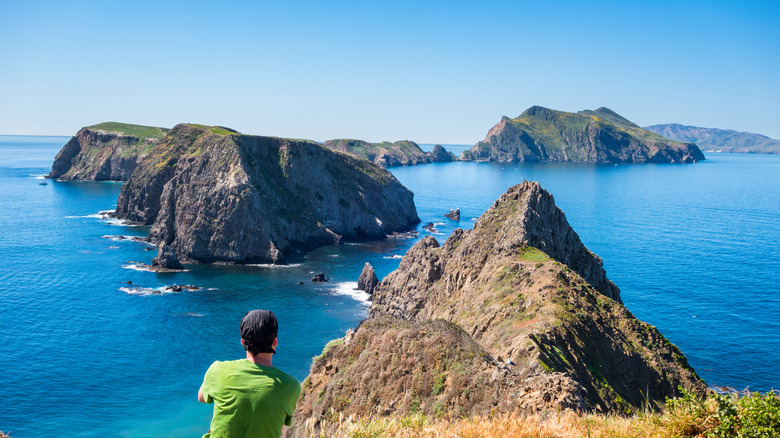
294, 182, 707, 434
114, 123, 420, 264
461, 106, 705, 163
48, 122, 168, 180
645, 123, 780, 154
322, 139, 457, 167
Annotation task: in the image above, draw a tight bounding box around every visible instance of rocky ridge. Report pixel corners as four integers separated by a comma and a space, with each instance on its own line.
48, 122, 168, 180
644, 123, 780, 154
292, 181, 707, 435
461, 106, 705, 163
322, 139, 457, 167
113, 123, 420, 264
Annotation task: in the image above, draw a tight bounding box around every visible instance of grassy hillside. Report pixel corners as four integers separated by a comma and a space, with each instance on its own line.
87, 122, 168, 139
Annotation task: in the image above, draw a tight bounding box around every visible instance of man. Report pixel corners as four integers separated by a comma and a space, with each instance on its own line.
199, 310, 301, 438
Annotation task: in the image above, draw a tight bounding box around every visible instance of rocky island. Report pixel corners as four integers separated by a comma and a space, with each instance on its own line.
292, 181, 707, 436
644, 123, 780, 154
51, 122, 421, 264
48, 122, 168, 180
461, 106, 705, 163
322, 139, 457, 167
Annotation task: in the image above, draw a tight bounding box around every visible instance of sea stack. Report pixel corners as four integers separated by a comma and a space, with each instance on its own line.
356, 262, 380, 296
291, 181, 707, 436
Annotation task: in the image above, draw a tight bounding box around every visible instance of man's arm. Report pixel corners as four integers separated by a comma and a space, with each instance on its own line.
198, 386, 206, 403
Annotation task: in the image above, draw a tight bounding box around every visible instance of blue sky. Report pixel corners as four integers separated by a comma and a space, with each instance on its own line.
1, 0, 778, 143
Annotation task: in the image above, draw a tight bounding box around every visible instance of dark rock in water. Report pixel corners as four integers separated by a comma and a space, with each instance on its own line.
152, 244, 184, 270
312, 273, 327, 282
292, 181, 707, 432
48, 123, 168, 181
357, 262, 380, 296
460, 106, 705, 164
387, 230, 418, 239
297, 281, 304, 285
444, 208, 460, 221
164, 284, 200, 292
113, 123, 419, 265
124, 280, 132, 284
422, 222, 435, 230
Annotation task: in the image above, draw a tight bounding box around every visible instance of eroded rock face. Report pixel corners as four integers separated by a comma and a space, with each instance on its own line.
322, 139, 457, 167
294, 182, 707, 432
356, 262, 379, 295
48, 125, 165, 180
461, 106, 705, 164
152, 243, 183, 270
114, 124, 420, 264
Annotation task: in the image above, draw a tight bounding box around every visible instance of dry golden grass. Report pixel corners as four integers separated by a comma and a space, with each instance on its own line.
299, 411, 676, 438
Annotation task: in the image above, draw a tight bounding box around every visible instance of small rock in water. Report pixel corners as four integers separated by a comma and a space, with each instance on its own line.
297, 281, 304, 285
444, 208, 461, 221
422, 222, 437, 232
312, 272, 327, 282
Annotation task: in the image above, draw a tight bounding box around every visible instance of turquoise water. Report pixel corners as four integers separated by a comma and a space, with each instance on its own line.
1, 137, 778, 436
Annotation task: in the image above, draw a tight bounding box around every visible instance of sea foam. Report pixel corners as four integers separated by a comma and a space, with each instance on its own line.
332, 281, 371, 306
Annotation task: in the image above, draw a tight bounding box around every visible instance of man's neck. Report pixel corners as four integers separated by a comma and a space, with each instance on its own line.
246, 351, 274, 367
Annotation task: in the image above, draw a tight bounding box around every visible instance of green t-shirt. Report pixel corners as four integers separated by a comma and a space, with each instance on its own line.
200, 359, 301, 438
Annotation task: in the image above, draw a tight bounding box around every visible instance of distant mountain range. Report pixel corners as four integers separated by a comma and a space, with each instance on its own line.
644, 124, 780, 154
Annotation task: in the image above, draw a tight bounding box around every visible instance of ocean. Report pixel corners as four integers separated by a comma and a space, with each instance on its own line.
1, 137, 778, 437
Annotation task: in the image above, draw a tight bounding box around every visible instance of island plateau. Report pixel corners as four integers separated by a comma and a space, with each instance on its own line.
292, 181, 707, 436
322, 139, 456, 167
644, 123, 780, 154
50, 122, 420, 264
48, 122, 168, 180
461, 106, 705, 163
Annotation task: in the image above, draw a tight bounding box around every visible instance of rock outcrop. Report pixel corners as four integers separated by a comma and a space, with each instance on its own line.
443, 208, 460, 221
293, 182, 707, 435
644, 123, 780, 154
113, 123, 420, 264
461, 106, 705, 163
356, 262, 379, 295
322, 139, 457, 167
152, 243, 183, 270
48, 122, 168, 180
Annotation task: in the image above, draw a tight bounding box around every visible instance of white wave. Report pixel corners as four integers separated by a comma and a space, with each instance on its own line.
104, 218, 141, 227
30, 174, 47, 179
344, 242, 364, 246
329, 254, 339, 258
383, 255, 403, 259
65, 213, 106, 219
119, 286, 169, 296
176, 312, 205, 317
332, 281, 371, 306
121, 263, 189, 273
122, 264, 153, 272
244, 263, 302, 268
434, 221, 446, 226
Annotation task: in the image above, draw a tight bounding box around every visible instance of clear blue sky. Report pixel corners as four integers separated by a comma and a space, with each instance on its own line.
1, 0, 778, 143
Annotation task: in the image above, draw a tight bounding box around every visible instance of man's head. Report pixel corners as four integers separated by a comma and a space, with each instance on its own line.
240, 309, 278, 355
